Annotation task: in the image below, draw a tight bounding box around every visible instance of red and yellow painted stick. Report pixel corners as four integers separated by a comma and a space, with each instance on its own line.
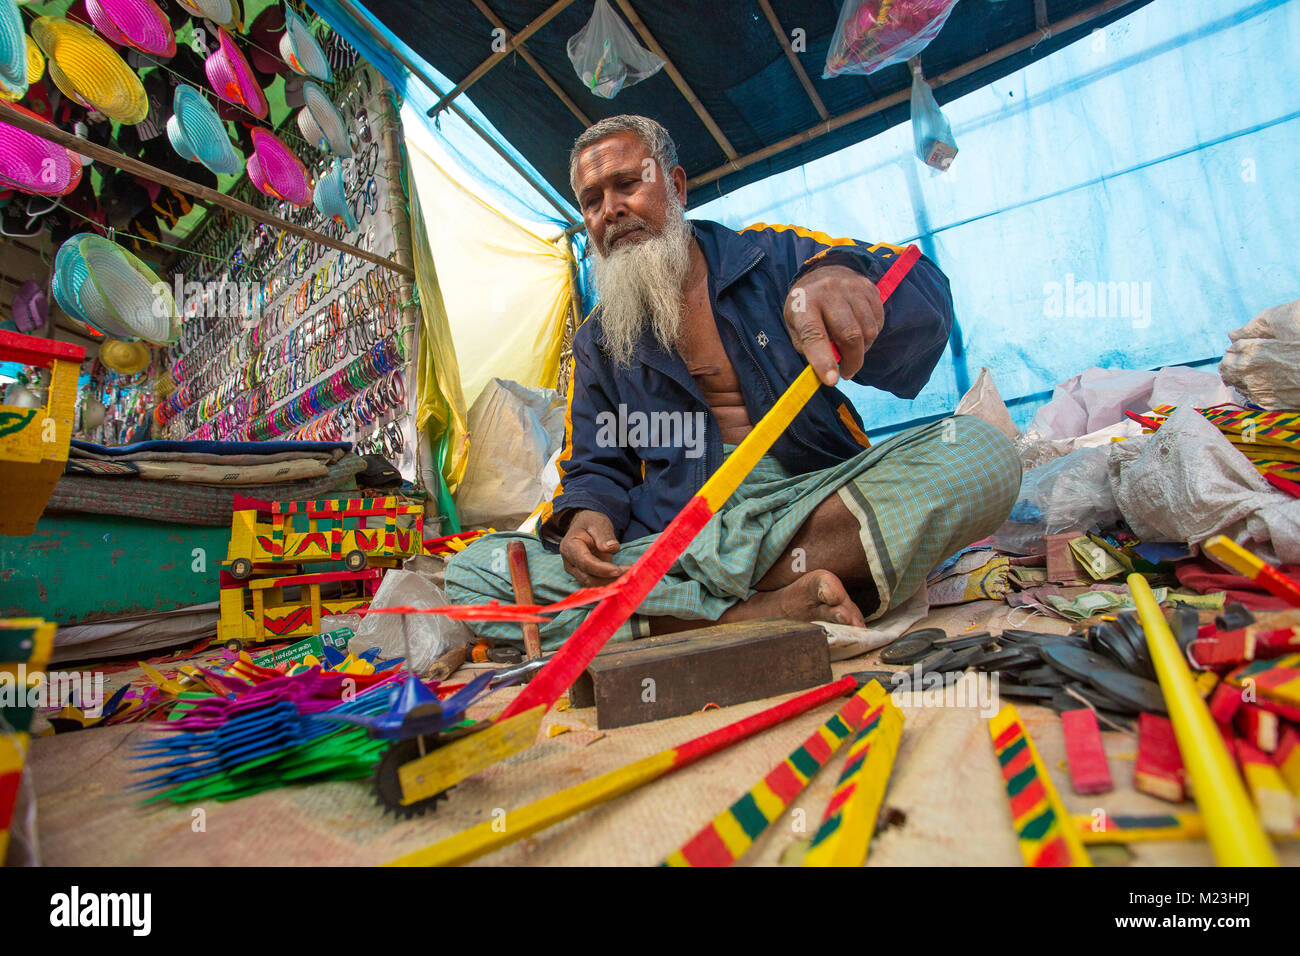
387, 675, 863, 866
664, 679, 889, 867
989, 704, 1091, 866
1203, 534, 1300, 609
803, 695, 904, 867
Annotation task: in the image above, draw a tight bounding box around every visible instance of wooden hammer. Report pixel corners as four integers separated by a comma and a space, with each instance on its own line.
506, 540, 543, 660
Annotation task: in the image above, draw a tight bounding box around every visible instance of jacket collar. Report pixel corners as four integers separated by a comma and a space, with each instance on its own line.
688, 219, 765, 293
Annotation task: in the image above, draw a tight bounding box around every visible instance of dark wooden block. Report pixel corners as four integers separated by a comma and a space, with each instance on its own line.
568, 618, 832, 729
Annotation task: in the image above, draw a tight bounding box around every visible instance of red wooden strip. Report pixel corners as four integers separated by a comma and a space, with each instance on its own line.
992, 722, 1021, 752
1061, 709, 1113, 795
1207, 681, 1243, 724
1235, 704, 1280, 752
1190, 630, 1256, 669
1136, 713, 1186, 803
0, 328, 86, 364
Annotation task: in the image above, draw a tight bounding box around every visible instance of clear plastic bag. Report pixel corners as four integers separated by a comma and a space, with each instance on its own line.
823, 0, 959, 78
910, 60, 957, 171
349, 570, 472, 674
990, 446, 1120, 556
566, 0, 665, 100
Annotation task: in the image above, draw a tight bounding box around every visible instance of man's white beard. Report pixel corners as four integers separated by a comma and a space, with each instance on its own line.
590, 196, 692, 367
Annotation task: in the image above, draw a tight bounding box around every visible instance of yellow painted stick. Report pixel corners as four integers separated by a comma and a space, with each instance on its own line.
1127, 573, 1278, 866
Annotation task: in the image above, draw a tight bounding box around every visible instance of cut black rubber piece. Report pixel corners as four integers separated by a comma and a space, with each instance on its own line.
1065, 680, 1140, 715
1088, 669, 1167, 715
934, 645, 983, 673
1040, 644, 1126, 684
996, 683, 1057, 700
932, 632, 997, 651
972, 648, 1037, 671
912, 646, 955, 674
880, 635, 936, 665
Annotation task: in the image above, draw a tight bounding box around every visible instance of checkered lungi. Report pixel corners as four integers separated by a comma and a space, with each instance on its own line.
444, 415, 1021, 650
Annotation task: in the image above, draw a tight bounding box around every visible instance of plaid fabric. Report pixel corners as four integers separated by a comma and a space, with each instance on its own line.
445, 416, 1021, 650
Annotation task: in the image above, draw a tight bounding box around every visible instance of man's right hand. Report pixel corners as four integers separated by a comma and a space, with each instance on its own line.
558, 509, 627, 587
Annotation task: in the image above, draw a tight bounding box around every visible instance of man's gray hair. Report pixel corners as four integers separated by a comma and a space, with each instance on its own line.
568, 115, 679, 196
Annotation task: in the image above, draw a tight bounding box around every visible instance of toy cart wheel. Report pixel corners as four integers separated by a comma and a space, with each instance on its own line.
344, 549, 367, 571
230, 557, 253, 580
224, 638, 244, 652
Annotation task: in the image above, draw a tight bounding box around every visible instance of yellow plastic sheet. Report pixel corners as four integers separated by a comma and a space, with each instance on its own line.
404, 133, 574, 411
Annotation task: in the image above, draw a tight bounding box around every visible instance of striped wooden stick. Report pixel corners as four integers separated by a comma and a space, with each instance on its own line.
663, 680, 889, 866
803, 696, 904, 867
989, 704, 1091, 867
387, 676, 859, 866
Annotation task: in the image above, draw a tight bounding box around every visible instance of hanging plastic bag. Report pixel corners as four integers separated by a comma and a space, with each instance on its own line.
909, 59, 957, 171
567, 0, 665, 99
823, 0, 959, 78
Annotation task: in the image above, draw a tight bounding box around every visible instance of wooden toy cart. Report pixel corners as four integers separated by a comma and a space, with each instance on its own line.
0, 331, 86, 536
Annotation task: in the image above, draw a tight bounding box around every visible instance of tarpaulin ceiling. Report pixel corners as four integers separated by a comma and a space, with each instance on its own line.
357, 0, 1153, 206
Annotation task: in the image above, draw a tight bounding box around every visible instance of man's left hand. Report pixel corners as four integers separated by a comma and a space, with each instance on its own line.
783, 263, 884, 386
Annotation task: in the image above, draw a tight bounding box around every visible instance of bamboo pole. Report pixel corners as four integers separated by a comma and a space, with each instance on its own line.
426, 0, 578, 118
330, 0, 579, 227
0, 101, 414, 278
611, 0, 737, 160
468, 0, 591, 129
1127, 574, 1278, 866
756, 0, 828, 121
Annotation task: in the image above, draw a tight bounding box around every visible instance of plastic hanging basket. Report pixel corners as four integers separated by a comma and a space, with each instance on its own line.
297, 80, 351, 157
31, 16, 148, 124
279, 6, 331, 83
205, 26, 268, 119
248, 126, 311, 205
0, 102, 78, 195
80, 235, 179, 344
823, 0, 958, 78
312, 158, 356, 231
85, 0, 176, 59
0, 0, 29, 99
566, 0, 664, 100
54, 235, 136, 338
167, 83, 243, 176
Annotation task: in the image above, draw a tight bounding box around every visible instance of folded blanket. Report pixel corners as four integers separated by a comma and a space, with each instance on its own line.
69, 438, 351, 464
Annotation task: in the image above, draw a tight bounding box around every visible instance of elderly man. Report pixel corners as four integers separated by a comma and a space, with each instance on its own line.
446, 115, 1020, 648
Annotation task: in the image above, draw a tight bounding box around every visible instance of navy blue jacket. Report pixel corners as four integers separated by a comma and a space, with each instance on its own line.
539, 219, 953, 544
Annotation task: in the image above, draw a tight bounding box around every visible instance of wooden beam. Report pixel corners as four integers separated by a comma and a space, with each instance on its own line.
468, 0, 591, 129
756, 0, 828, 121
426, 0, 578, 118
331, 0, 579, 226
0, 101, 414, 279
685, 0, 1142, 193
611, 0, 737, 160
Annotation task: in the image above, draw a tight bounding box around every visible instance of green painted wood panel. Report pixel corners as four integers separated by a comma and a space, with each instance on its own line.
0, 514, 227, 625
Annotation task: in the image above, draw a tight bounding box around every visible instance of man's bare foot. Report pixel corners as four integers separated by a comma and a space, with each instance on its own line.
776, 569, 866, 626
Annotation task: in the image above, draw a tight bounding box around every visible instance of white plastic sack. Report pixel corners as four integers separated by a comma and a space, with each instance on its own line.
1219, 300, 1300, 410
1110, 404, 1300, 562
1026, 367, 1156, 441
910, 60, 956, 171
954, 366, 1018, 440
349, 570, 472, 674
1148, 365, 1241, 411
567, 0, 665, 99
991, 445, 1120, 555
454, 378, 566, 529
